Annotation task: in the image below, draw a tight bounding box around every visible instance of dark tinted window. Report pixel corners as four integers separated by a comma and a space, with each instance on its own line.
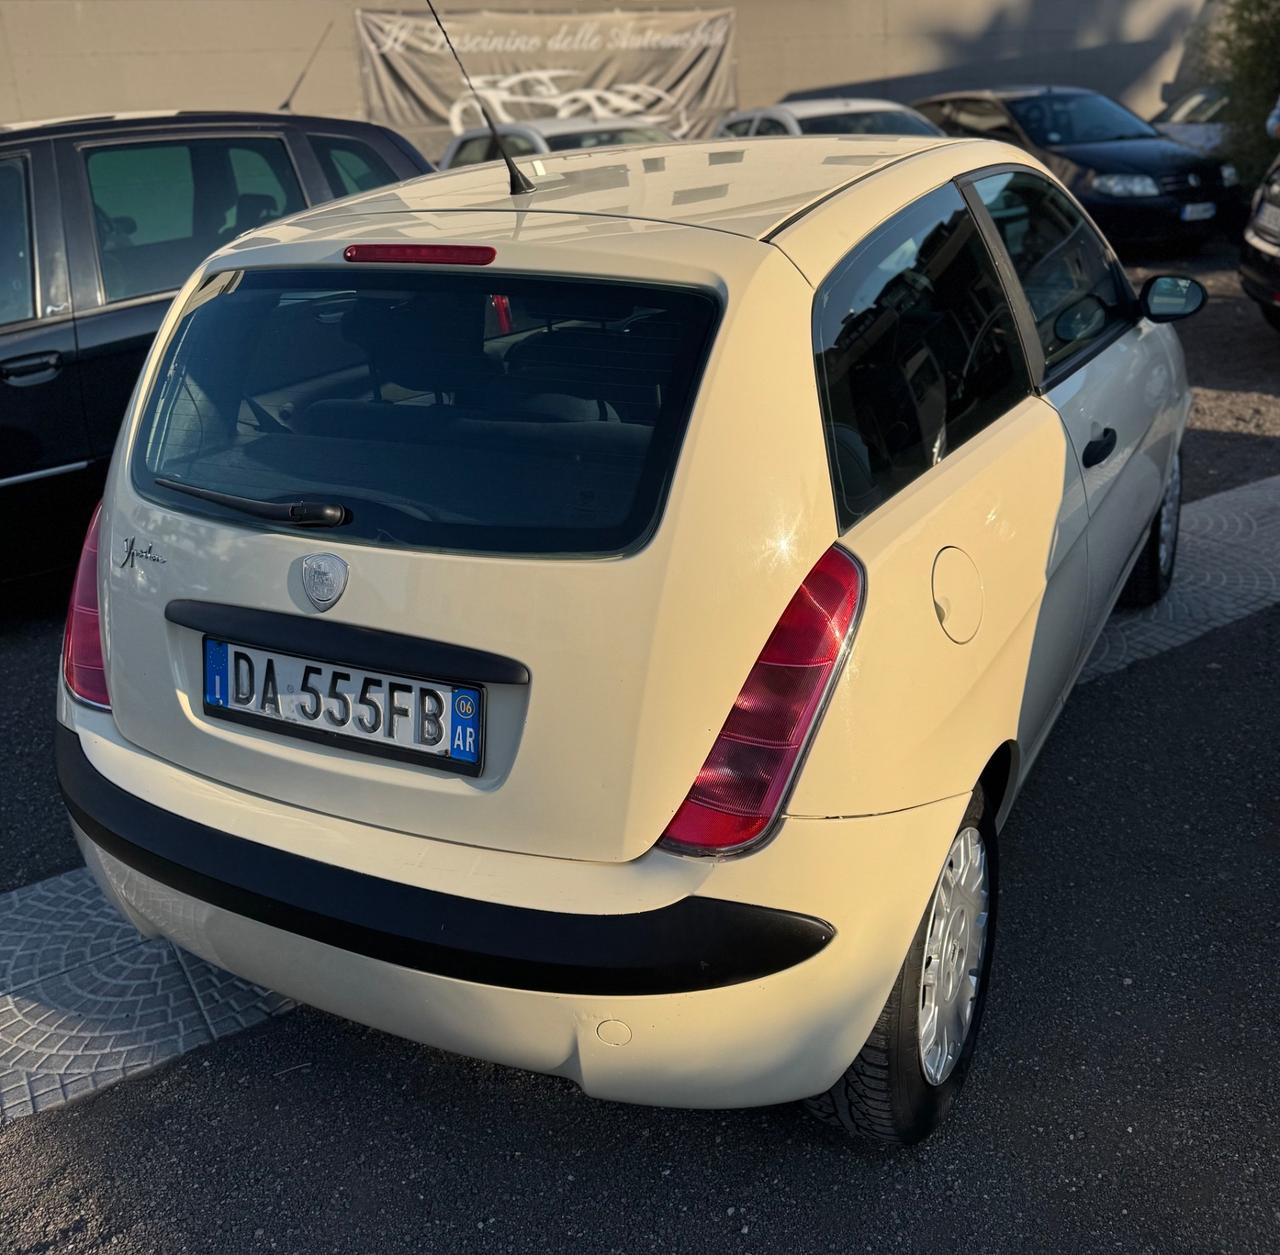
754, 117, 789, 136
814, 183, 1030, 528
86, 138, 305, 302
723, 118, 754, 136
797, 110, 940, 137
310, 134, 399, 197
974, 170, 1128, 370
1006, 93, 1156, 146
134, 269, 718, 556
0, 156, 34, 326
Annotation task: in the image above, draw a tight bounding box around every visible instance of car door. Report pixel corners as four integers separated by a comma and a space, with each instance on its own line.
0, 139, 88, 490
969, 167, 1174, 649
808, 180, 1089, 765
56, 128, 310, 463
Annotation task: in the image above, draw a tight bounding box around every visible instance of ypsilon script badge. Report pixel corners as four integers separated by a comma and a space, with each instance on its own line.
301, 553, 348, 612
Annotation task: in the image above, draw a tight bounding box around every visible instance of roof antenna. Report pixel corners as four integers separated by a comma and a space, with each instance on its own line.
279, 20, 334, 112
423, 0, 535, 196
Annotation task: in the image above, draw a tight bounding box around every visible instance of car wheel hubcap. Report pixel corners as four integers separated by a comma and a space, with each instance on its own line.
1158, 454, 1181, 576
918, 825, 989, 1087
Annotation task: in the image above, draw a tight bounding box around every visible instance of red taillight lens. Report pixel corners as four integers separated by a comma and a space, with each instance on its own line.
343, 244, 496, 266
659, 547, 862, 855
63, 503, 110, 709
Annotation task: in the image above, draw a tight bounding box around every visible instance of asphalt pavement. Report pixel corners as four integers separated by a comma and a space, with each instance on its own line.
1, 249, 1278, 1254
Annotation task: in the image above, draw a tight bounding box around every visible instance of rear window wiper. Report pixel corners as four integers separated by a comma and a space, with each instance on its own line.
154, 478, 348, 527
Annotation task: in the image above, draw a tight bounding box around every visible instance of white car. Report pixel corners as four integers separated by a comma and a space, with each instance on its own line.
717, 97, 942, 139
439, 116, 674, 168
58, 134, 1203, 1144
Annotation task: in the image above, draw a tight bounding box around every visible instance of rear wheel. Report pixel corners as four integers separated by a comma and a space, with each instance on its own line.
804, 788, 995, 1146
1119, 448, 1181, 608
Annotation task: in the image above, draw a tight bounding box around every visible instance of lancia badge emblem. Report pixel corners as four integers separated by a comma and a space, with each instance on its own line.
1188, 172, 1201, 188
301, 553, 348, 612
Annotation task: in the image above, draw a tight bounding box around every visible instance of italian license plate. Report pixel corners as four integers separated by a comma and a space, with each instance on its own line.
1180, 201, 1216, 222
202, 639, 482, 774
1257, 202, 1280, 232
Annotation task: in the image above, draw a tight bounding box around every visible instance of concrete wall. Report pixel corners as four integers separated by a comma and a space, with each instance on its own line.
0, 0, 1209, 158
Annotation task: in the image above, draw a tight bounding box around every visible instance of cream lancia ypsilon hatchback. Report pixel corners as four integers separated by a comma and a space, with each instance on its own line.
57, 135, 1203, 1144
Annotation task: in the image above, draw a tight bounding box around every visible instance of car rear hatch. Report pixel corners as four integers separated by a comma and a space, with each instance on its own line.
100, 234, 836, 864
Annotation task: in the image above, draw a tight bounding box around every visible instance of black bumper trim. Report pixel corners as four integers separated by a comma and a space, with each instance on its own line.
165, 600, 530, 687
56, 726, 833, 996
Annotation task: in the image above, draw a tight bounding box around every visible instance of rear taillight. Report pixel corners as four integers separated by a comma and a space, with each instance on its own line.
659, 547, 863, 856
63, 504, 109, 709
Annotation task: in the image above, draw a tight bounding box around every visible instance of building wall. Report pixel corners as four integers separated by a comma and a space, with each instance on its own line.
0, 0, 1208, 159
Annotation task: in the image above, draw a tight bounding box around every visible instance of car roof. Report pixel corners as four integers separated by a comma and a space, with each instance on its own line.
772, 98, 923, 119
0, 109, 376, 141
272, 135, 960, 245
915, 86, 1093, 105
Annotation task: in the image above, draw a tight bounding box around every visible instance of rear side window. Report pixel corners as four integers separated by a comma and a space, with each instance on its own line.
545, 127, 670, 150
85, 138, 305, 303
0, 156, 35, 327
754, 117, 789, 136
310, 134, 399, 197
973, 170, 1127, 370
722, 118, 754, 137
133, 269, 718, 556
814, 183, 1030, 529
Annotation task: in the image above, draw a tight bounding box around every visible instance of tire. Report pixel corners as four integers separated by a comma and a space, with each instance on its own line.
1262, 305, 1280, 335
804, 787, 996, 1146
1119, 448, 1181, 609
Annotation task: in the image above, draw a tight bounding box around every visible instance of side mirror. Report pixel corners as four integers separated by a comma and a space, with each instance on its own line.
1140, 275, 1207, 323
1053, 294, 1108, 345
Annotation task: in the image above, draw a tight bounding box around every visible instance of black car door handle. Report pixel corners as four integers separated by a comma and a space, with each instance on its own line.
0, 351, 62, 386
1082, 427, 1117, 468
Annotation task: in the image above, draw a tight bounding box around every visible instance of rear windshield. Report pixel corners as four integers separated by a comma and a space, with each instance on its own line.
132, 268, 718, 555
797, 111, 939, 137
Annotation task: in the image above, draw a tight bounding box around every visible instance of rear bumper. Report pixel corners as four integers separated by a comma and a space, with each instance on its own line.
57, 714, 969, 1109
57, 725, 831, 997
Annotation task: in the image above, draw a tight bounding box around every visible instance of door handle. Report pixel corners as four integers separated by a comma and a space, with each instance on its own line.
0, 351, 62, 387
1082, 426, 1117, 468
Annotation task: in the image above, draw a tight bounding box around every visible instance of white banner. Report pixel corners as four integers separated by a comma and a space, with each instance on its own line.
356, 8, 736, 159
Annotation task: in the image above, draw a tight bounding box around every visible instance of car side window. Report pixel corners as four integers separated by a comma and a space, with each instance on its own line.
449, 136, 493, 167
814, 183, 1031, 529
754, 117, 789, 136
310, 134, 399, 197
973, 169, 1128, 371
0, 156, 35, 327
951, 99, 1018, 140
85, 137, 305, 304
723, 118, 754, 137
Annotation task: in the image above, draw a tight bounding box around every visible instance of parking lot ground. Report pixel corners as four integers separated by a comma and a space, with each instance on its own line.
0, 244, 1278, 1253
1, 601, 1276, 1255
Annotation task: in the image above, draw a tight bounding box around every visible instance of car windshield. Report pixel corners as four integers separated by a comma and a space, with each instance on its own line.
1007, 93, 1158, 146
797, 111, 939, 137
544, 127, 671, 150
133, 268, 718, 555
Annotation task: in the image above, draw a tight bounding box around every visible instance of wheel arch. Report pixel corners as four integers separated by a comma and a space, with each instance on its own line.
978, 740, 1019, 833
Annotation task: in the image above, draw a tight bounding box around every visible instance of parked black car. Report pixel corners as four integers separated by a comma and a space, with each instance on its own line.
0, 111, 430, 573
913, 87, 1237, 251
1240, 155, 1280, 334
